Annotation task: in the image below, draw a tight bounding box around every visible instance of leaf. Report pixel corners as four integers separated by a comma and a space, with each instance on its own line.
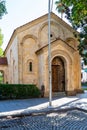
55, 0, 87, 61
0, 0, 7, 19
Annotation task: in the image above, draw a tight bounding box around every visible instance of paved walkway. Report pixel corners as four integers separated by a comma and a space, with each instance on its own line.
0, 91, 87, 129
0, 109, 87, 130
0, 90, 87, 117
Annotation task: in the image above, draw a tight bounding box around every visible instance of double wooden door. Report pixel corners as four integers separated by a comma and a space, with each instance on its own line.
52, 57, 65, 92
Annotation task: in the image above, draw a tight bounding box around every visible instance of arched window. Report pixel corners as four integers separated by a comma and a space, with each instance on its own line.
29, 62, 32, 72
26, 59, 33, 73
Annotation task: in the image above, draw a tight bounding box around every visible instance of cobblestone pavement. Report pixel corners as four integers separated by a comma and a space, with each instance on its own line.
0, 109, 87, 130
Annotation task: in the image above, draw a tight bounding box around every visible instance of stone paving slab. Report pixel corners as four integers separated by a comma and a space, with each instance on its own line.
0, 109, 87, 130
0, 91, 87, 129
0, 91, 87, 118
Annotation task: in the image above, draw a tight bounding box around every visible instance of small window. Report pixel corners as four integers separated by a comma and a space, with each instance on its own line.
50, 34, 53, 38
50, 32, 55, 41
29, 62, 32, 72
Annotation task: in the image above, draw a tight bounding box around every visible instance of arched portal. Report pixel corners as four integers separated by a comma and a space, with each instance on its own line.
52, 56, 65, 92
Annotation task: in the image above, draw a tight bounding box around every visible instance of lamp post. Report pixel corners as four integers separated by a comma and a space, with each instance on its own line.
48, 0, 52, 107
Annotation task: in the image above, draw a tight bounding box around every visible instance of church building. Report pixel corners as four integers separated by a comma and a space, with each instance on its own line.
0, 13, 83, 96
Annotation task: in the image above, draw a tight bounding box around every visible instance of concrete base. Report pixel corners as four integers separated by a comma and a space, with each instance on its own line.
75, 89, 84, 94
52, 92, 66, 97
44, 89, 84, 97
66, 91, 76, 96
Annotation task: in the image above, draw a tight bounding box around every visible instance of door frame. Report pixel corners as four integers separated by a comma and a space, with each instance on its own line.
52, 56, 65, 92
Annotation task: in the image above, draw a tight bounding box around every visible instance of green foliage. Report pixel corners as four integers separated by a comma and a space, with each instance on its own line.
0, 84, 41, 99
55, 1, 66, 13
0, 29, 3, 45
0, 0, 7, 19
55, 0, 87, 28
55, 0, 87, 64
0, 0, 7, 56
0, 29, 3, 56
81, 82, 87, 86
78, 25, 87, 64
0, 71, 3, 83
0, 48, 3, 56
55, 1, 67, 18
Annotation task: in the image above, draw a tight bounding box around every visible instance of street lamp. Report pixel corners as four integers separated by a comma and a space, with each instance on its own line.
48, 0, 52, 107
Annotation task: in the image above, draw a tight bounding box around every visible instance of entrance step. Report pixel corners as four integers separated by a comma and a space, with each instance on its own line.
52, 92, 66, 97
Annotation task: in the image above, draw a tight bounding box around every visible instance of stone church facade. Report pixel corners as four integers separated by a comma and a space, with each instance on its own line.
0, 13, 83, 96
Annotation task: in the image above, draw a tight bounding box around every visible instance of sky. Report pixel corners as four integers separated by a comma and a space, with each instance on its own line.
0, 0, 66, 50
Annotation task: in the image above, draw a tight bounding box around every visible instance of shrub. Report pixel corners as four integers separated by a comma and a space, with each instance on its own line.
0, 84, 41, 100
81, 82, 87, 86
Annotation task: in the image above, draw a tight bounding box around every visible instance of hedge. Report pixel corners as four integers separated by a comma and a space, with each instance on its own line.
81, 82, 87, 86
0, 84, 41, 100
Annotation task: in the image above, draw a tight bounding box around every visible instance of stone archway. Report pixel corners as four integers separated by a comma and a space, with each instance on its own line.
52, 56, 65, 92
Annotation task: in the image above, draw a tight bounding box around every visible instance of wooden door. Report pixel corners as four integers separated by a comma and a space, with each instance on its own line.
52, 57, 65, 92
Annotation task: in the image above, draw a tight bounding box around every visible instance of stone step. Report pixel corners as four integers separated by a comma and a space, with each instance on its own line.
52, 92, 66, 97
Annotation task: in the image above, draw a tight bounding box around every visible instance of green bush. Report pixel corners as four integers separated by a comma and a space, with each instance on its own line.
0, 84, 41, 100
81, 82, 87, 86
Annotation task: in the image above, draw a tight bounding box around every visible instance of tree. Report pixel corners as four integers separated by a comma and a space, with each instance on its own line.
0, 29, 4, 56
55, 1, 66, 19
0, 0, 7, 56
55, 0, 87, 64
0, 0, 7, 19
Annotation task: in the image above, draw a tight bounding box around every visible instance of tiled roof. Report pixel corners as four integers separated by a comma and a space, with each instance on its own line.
0, 57, 8, 65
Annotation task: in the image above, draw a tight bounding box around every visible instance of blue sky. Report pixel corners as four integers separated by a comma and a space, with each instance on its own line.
0, 0, 64, 50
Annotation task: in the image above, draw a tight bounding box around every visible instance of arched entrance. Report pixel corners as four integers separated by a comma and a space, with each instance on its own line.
52, 56, 65, 92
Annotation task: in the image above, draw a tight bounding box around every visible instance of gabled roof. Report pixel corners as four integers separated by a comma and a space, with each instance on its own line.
4, 12, 78, 54
36, 38, 76, 54
12, 12, 75, 34
0, 57, 8, 65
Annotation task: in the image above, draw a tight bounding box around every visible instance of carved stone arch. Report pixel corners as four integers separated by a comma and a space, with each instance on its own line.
52, 50, 72, 65
45, 50, 73, 94
25, 58, 34, 73
38, 21, 50, 47
21, 34, 37, 44
38, 20, 58, 38
23, 54, 34, 73
24, 55, 34, 64
38, 20, 65, 47
65, 37, 77, 49
20, 35, 37, 83
38, 20, 64, 37
46, 50, 72, 65
21, 34, 38, 55
52, 56, 65, 92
